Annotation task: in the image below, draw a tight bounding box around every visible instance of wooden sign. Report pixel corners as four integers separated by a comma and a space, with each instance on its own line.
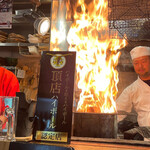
33, 51, 76, 143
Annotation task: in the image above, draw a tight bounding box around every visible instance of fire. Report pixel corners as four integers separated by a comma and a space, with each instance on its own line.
50, 0, 126, 113
50, 0, 67, 51
67, 0, 126, 113
50, 26, 66, 51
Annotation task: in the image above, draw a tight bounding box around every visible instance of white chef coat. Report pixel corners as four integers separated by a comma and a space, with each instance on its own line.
116, 77, 150, 126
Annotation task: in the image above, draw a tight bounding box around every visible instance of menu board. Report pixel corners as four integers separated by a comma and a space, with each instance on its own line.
0, 0, 12, 29
33, 51, 76, 143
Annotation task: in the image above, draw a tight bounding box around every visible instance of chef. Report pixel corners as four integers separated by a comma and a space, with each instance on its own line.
0, 67, 20, 127
116, 46, 150, 126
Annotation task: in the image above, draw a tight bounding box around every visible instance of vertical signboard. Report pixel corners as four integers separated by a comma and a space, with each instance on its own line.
33, 51, 76, 143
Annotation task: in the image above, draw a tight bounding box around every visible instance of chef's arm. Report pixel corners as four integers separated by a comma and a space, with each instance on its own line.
116, 88, 132, 122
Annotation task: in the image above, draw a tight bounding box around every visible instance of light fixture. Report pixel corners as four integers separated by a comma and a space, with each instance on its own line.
34, 17, 50, 36
15, 9, 50, 36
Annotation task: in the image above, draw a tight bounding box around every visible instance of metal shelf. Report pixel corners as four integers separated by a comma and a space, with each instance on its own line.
0, 43, 49, 47
14, 0, 52, 4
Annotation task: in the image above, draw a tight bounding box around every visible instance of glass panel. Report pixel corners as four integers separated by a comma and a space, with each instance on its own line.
0, 96, 19, 141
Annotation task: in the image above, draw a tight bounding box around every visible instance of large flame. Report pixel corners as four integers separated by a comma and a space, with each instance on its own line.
50, 0, 68, 51
50, 0, 126, 113
67, 0, 126, 113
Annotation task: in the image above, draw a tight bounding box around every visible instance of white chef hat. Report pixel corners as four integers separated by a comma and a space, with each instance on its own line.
130, 46, 150, 60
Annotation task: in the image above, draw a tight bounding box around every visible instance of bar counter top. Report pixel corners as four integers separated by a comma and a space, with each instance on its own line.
70, 137, 150, 150
0, 136, 150, 150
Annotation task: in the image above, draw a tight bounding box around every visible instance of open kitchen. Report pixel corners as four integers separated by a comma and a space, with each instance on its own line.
0, 0, 150, 149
